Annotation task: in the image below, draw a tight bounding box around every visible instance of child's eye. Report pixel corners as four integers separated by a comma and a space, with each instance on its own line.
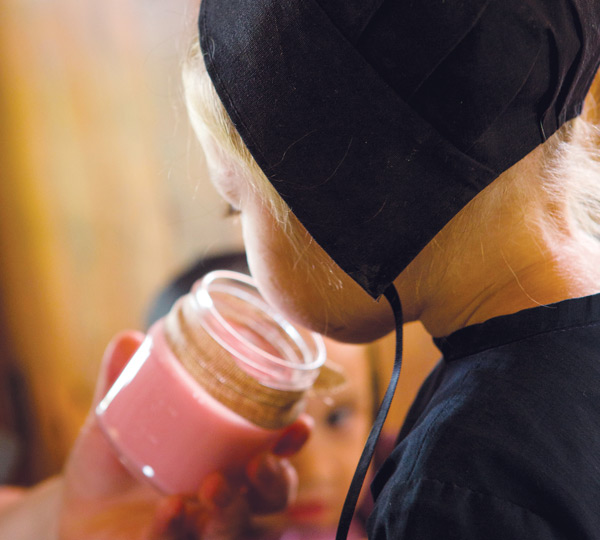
223, 203, 241, 218
326, 405, 354, 428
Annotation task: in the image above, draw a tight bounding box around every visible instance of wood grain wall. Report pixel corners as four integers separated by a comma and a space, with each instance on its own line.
0, 0, 242, 482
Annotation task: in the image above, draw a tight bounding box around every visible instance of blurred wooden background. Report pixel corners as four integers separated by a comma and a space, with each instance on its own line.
0, 0, 243, 483
0, 0, 439, 486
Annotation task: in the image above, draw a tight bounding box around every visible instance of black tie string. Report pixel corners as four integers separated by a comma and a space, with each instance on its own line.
335, 284, 404, 540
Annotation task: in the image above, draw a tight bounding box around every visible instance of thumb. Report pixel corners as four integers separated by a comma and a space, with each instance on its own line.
271, 413, 314, 458
63, 331, 146, 499
92, 330, 145, 407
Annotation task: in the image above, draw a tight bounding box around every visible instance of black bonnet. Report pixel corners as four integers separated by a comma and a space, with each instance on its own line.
199, 0, 600, 298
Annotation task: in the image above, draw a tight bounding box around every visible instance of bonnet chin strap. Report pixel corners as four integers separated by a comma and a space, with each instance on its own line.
336, 284, 404, 540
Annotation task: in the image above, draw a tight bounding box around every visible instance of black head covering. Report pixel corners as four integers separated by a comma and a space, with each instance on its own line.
199, 0, 600, 299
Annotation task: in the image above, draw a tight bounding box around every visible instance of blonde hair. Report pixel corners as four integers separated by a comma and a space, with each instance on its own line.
545, 118, 600, 240
183, 39, 291, 228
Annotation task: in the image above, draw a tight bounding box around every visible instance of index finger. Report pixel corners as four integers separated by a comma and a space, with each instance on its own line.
271, 413, 314, 458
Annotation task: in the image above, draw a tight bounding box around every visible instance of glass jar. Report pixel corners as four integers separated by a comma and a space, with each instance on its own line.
96, 270, 327, 495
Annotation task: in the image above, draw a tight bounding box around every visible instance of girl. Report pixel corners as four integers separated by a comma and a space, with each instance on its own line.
3, 1, 600, 538
183, 1, 600, 538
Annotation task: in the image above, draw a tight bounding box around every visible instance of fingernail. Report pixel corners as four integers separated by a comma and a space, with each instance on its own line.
272, 428, 309, 457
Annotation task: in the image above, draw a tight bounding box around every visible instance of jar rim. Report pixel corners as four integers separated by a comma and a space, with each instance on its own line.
190, 270, 326, 388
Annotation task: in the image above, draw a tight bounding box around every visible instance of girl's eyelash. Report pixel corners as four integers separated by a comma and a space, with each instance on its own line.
326, 404, 355, 428
223, 203, 241, 218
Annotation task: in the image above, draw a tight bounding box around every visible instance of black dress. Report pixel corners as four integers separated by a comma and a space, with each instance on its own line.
368, 294, 600, 539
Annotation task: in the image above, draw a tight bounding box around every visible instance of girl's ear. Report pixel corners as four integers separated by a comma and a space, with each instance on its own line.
583, 67, 600, 125
91, 330, 145, 407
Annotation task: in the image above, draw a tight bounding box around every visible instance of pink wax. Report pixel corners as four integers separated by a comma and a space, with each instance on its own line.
96, 320, 285, 495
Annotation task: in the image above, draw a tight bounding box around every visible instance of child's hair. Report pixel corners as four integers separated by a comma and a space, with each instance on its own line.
184, 37, 600, 278
183, 39, 291, 228
545, 117, 600, 242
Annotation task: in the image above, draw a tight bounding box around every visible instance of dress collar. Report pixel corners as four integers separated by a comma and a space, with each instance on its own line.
433, 293, 600, 362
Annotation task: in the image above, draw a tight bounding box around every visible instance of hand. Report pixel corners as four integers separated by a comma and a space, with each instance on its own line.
58, 331, 312, 540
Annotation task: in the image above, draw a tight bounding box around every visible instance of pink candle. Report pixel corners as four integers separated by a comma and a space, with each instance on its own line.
96, 270, 327, 495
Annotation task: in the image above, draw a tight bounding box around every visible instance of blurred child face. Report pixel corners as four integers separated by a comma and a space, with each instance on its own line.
254, 339, 374, 533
